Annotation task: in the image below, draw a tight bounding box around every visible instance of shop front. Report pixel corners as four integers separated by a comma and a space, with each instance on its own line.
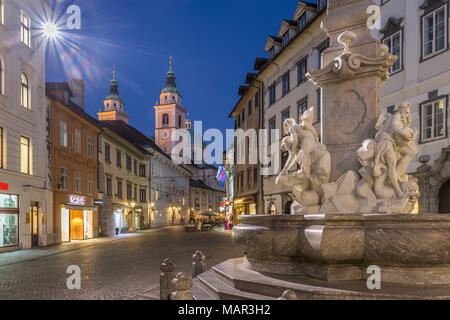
0, 193, 19, 249
233, 195, 256, 224
58, 195, 98, 242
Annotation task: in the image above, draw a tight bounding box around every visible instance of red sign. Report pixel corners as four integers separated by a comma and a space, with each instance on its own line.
0, 182, 8, 191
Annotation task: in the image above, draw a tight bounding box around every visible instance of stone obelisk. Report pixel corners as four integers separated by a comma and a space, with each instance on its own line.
307, 0, 396, 181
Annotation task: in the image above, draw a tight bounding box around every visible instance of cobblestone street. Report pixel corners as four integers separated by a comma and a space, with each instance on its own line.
0, 227, 242, 300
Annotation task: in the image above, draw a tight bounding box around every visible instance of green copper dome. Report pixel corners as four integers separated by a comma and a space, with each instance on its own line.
105, 69, 124, 103
162, 58, 181, 96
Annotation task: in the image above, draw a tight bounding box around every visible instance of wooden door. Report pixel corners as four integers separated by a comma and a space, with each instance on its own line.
30, 203, 39, 247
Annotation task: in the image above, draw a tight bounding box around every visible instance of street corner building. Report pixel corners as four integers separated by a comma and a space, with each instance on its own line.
0, 0, 52, 251
47, 81, 101, 244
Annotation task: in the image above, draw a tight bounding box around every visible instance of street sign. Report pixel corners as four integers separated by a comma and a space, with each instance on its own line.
94, 199, 104, 206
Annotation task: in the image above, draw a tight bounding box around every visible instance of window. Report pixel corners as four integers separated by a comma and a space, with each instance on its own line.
126, 154, 132, 171
162, 113, 169, 126
105, 143, 111, 162
140, 189, 147, 203
126, 183, 132, 201
106, 177, 112, 196
242, 109, 245, 122
297, 58, 308, 84
248, 100, 252, 116
421, 97, 447, 142
269, 119, 276, 144
155, 189, 159, 201
281, 111, 289, 123
0, 1, 4, 25
268, 47, 275, 60
117, 180, 123, 199
0, 55, 4, 96
298, 13, 306, 31
254, 167, 257, 185
87, 136, 93, 158
60, 168, 68, 190
317, 89, 322, 121
88, 175, 94, 195
59, 121, 67, 147
0, 127, 3, 169
133, 159, 137, 175
255, 92, 260, 108
116, 149, 122, 167
384, 31, 402, 73
21, 73, 29, 109
282, 32, 289, 47
298, 99, 308, 120
282, 73, 290, 95
139, 164, 146, 177
75, 172, 82, 193
268, 202, 277, 215
20, 136, 30, 174
178, 115, 182, 128
74, 129, 81, 153
317, 40, 330, 69
134, 185, 137, 201
20, 11, 31, 47
247, 169, 250, 187
269, 85, 276, 105
422, 6, 447, 59
387, 105, 396, 114
318, 0, 327, 12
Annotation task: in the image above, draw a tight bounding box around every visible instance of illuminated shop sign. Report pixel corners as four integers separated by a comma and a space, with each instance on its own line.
0, 182, 8, 191
0, 194, 18, 209
69, 196, 86, 206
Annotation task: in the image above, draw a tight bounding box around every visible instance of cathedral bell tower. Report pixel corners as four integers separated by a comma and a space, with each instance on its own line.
98, 68, 130, 124
154, 57, 187, 154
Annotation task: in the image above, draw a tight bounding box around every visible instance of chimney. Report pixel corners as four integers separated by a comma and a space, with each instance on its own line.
70, 79, 85, 110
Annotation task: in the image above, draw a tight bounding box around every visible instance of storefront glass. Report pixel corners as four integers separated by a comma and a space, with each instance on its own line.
0, 194, 19, 248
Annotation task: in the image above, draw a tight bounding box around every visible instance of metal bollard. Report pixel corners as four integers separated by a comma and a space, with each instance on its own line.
171, 272, 194, 300
192, 250, 206, 279
160, 258, 176, 300
277, 290, 298, 300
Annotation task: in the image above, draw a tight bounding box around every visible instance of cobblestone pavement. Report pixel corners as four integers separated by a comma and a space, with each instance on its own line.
0, 227, 242, 300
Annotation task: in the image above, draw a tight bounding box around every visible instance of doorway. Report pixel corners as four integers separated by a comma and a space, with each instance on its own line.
284, 201, 293, 215
70, 210, 84, 240
439, 180, 450, 213
30, 203, 39, 247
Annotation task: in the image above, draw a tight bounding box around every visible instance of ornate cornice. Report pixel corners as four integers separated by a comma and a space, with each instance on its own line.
307, 31, 397, 85
420, 0, 448, 14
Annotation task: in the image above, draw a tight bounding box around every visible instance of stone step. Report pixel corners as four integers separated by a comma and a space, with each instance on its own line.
191, 278, 217, 300
195, 269, 274, 300
208, 258, 450, 300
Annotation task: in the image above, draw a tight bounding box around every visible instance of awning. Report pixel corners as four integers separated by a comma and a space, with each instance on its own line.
63, 204, 98, 211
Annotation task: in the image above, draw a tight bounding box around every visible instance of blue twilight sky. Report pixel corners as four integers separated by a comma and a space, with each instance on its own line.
45, 0, 317, 142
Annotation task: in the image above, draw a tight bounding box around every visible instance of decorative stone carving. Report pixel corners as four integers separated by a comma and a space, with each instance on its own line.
192, 250, 206, 279
276, 107, 331, 213
279, 101, 419, 214
171, 272, 194, 300
160, 258, 176, 300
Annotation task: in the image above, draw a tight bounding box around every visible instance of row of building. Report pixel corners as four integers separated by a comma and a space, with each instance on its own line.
228, 0, 450, 218
0, 0, 225, 252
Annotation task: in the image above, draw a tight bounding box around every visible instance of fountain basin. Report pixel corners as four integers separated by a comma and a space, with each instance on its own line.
232, 214, 450, 285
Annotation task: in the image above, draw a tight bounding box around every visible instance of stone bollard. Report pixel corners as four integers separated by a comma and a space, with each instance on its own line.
277, 290, 298, 300
192, 250, 206, 279
171, 272, 194, 300
160, 258, 176, 300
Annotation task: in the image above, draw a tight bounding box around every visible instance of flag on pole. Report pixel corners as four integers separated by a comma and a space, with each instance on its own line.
216, 166, 226, 183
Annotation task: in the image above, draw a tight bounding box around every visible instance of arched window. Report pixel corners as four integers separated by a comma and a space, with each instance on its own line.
21, 73, 29, 109
162, 113, 169, 126
268, 202, 277, 215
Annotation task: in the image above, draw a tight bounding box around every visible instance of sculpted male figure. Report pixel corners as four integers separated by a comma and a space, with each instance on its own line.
374, 102, 418, 199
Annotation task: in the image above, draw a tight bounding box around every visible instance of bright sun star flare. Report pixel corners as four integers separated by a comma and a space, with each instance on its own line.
43, 22, 59, 39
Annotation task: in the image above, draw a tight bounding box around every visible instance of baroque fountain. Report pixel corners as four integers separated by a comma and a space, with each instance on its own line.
191, 0, 450, 299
